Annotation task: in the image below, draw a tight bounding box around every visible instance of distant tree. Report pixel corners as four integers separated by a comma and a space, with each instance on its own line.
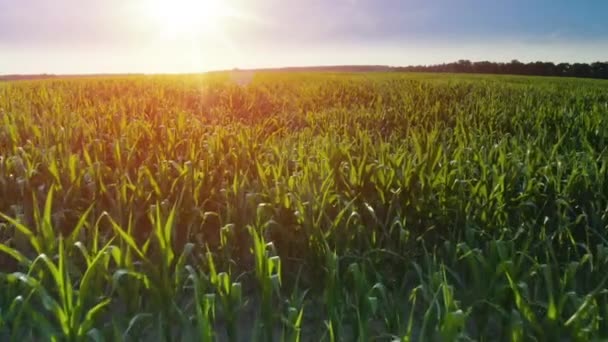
591, 62, 608, 79
393, 59, 607, 80
571, 63, 593, 78
556, 63, 571, 76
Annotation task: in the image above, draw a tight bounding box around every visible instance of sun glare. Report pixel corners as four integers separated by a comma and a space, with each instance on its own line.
146, 0, 233, 38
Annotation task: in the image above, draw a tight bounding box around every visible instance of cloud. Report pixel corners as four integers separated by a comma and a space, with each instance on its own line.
0, 0, 143, 47
1, 0, 607, 73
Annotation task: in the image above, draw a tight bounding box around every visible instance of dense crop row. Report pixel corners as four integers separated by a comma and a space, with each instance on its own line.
1, 73, 608, 341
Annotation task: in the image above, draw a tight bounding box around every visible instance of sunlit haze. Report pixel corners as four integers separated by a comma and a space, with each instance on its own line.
1, 0, 607, 74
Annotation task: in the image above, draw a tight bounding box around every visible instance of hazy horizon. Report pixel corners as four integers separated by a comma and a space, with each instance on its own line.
1, 0, 607, 74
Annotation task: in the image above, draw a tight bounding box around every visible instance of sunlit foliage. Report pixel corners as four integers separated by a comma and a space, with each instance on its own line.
1, 72, 608, 340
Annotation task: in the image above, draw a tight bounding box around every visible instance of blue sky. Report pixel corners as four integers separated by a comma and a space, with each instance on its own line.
1, 0, 607, 73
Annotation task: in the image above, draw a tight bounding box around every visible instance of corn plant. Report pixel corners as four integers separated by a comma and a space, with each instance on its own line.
0, 72, 607, 340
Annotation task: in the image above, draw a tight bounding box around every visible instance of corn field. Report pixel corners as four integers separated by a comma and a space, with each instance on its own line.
1, 72, 608, 341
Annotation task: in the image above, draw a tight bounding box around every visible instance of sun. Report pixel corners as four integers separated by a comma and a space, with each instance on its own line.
145, 0, 233, 38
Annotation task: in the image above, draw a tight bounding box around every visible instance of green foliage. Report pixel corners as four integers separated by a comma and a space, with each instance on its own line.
0, 72, 607, 340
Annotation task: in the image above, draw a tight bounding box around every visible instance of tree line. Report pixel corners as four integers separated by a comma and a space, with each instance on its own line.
3, 61, 608, 80
396, 60, 608, 80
